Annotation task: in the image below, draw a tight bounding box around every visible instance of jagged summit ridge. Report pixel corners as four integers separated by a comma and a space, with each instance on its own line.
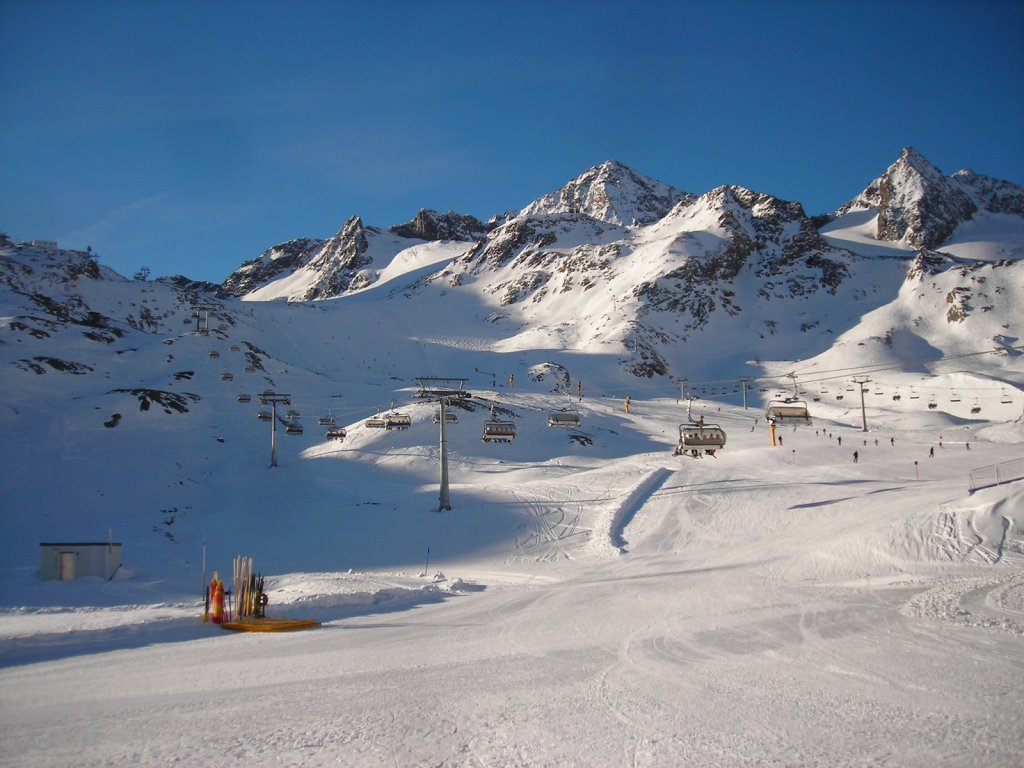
519, 160, 693, 226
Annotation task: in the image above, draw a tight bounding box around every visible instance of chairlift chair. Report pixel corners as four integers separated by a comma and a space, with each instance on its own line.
673, 423, 726, 457
548, 409, 581, 428
317, 413, 337, 427
1001, 390, 1013, 404
765, 398, 812, 425
971, 399, 981, 415
221, 372, 234, 382
433, 409, 458, 424
325, 427, 347, 441
208, 350, 220, 358
257, 410, 272, 421
285, 410, 301, 421
384, 412, 412, 430
482, 420, 517, 442
284, 422, 304, 436
237, 393, 251, 403
244, 366, 256, 374
482, 403, 516, 443
364, 415, 387, 429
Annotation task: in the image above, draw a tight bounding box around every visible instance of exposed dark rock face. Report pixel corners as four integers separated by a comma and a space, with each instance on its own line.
390, 209, 489, 242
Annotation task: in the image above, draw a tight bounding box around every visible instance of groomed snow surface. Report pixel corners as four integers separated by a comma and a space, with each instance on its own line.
2, 385, 1023, 767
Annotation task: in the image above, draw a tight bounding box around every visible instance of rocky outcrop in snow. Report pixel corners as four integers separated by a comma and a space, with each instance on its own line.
389, 209, 489, 242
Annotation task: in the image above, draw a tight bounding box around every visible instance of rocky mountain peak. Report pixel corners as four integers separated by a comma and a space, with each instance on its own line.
837, 146, 977, 249
519, 160, 693, 226
389, 209, 489, 242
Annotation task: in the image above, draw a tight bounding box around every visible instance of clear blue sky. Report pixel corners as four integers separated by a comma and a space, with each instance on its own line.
2, 0, 1022, 283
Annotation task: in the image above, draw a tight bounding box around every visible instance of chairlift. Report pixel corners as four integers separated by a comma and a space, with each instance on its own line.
221, 372, 234, 382
208, 350, 220, 358
547, 393, 581, 428
927, 400, 938, 410
257, 410, 272, 421
835, 394, 844, 401
970, 399, 981, 415
364, 415, 388, 429
892, 390, 901, 401
385, 411, 412, 430
285, 410, 301, 421
673, 422, 726, 457
284, 422, 304, 436
765, 398, 812, 425
548, 409, 581, 428
909, 388, 920, 399
950, 391, 961, 403
1001, 390, 1013, 405
317, 413, 337, 427
433, 409, 458, 424
237, 393, 251, 403
229, 345, 240, 352
482, 403, 516, 443
325, 427, 347, 441
244, 366, 256, 374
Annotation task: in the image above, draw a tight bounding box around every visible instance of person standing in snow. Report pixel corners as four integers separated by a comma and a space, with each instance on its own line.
929, 446, 935, 458
624, 395, 631, 414
853, 450, 859, 463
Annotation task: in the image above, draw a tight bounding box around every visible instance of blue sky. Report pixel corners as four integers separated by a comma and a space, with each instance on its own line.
2, 0, 1022, 283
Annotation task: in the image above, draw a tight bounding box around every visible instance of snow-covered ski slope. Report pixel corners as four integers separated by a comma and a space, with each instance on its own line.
0, 236, 1023, 766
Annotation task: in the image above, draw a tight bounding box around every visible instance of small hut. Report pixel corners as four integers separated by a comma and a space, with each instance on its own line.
39, 540, 122, 581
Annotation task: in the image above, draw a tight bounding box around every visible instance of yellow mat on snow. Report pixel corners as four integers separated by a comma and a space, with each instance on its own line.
219, 616, 321, 632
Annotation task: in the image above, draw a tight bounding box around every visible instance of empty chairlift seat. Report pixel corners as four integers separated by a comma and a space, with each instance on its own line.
765, 398, 811, 425
325, 427, 347, 441
433, 409, 458, 424
547, 408, 581, 428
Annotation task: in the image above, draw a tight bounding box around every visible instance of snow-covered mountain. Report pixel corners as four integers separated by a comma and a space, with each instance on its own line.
3, 152, 1024, 767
